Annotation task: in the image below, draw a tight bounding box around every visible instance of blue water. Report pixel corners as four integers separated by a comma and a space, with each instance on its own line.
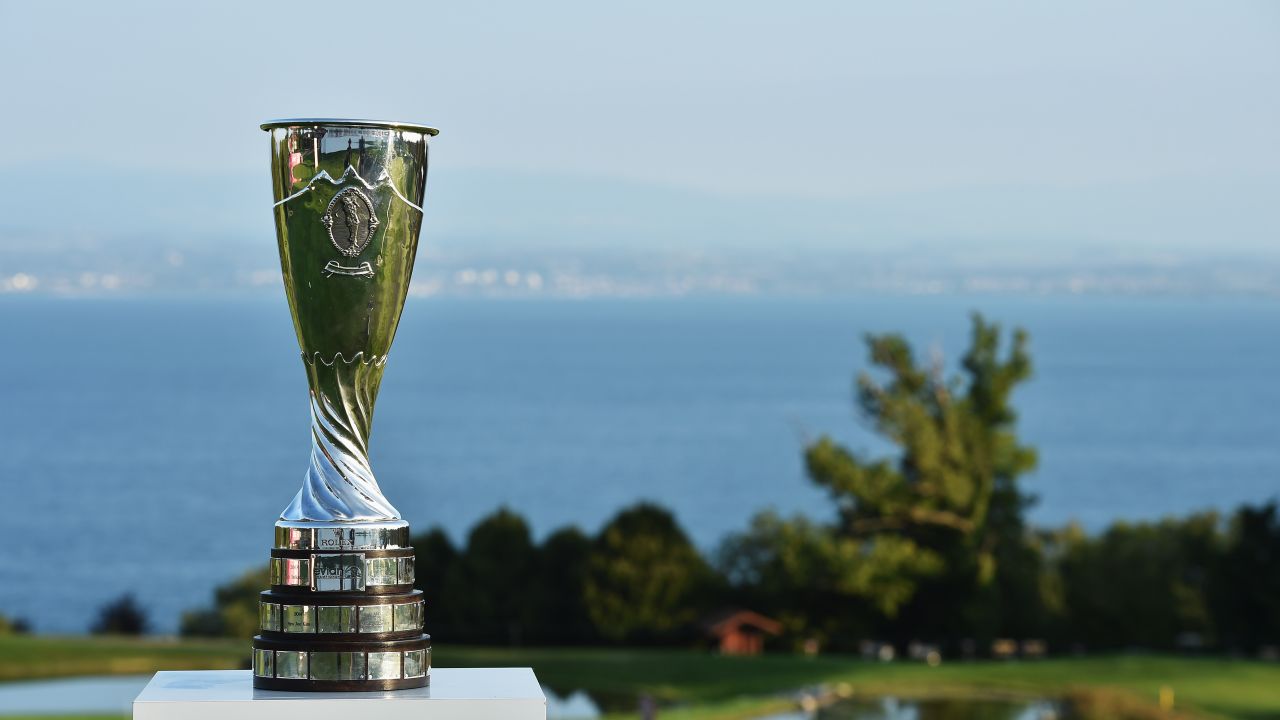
2, 295, 1279, 633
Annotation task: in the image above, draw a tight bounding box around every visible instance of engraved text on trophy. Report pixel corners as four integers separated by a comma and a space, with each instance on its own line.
312, 553, 367, 592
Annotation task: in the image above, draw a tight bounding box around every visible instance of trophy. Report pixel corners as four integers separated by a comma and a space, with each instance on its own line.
252, 119, 438, 691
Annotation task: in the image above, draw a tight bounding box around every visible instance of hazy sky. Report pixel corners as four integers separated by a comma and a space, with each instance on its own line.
0, 1, 1277, 255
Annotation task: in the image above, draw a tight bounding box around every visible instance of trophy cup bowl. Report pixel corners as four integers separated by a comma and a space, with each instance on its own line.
252, 119, 438, 691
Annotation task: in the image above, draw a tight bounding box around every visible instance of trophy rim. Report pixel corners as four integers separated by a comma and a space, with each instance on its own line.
260, 118, 440, 136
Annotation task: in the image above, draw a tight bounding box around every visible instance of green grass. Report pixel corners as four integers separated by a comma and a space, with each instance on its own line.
3, 637, 1279, 720
0, 634, 247, 681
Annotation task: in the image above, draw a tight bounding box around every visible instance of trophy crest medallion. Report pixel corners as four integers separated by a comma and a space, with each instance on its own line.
321, 187, 380, 258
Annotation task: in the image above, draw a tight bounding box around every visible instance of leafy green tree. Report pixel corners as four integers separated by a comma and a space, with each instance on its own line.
411, 526, 459, 636
584, 503, 712, 642
1051, 514, 1221, 650
719, 511, 883, 646
534, 526, 596, 644
180, 566, 270, 638
722, 314, 1041, 645
1214, 502, 1280, 650
805, 314, 1038, 640
441, 508, 539, 644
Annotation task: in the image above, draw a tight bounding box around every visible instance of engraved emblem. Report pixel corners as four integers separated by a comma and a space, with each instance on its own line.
320, 187, 380, 257
311, 553, 366, 592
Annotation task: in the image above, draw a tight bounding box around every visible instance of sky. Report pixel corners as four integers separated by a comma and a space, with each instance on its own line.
0, 1, 1277, 282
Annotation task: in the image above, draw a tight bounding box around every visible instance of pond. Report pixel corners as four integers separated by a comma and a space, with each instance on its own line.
814, 697, 1060, 720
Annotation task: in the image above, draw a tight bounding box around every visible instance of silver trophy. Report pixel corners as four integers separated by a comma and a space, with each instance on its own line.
252, 119, 438, 691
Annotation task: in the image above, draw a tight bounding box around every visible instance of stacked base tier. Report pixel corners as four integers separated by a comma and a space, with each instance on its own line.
251, 522, 430, 691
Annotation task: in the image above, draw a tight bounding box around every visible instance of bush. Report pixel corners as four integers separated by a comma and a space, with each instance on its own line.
0, 614, 31, 635
92, 593, 148, 635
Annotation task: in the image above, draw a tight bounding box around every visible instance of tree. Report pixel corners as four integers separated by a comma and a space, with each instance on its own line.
1215, 502, 1280, 650
440, 507, 539, 644
92, 593, 149, 635
0, 614, 30, 635
1051, 514, 1221, 650
180, 566, 270, 638
805, 314, 1039, 641
411, 526, 459, 635
719, 511, 884, 646
584, 503, 712, 643
721, 314, 1041, 646
534, 526, 596, 644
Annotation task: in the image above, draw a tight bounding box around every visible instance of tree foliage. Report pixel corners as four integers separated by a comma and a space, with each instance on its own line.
0, 614, 30, 635
722, 314, 1041, 644
440, 507, 539, 644
1050, 516, 1219, 649
180, 566, 270, 638
178, 498, 1280, 652
584, 503, 713, 642
1215, 501, 1280, 649
535, 526, 595, 643
92, 593, 149, 635
173, 310, 1280, 653
810, 313, 1035, 594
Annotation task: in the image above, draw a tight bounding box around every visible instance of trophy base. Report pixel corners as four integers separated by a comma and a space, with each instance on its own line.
251, 520, 430, 692
251, 634, 431, 691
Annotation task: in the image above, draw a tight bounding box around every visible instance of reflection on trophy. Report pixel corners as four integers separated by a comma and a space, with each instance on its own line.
253, 119, 438, 691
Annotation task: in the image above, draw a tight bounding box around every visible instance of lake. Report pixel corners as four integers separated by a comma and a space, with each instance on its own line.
2, 294, 1278, 632
816, 697, 1058, 720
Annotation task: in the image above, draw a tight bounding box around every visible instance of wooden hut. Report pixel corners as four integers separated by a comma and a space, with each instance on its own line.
704, 609, 782, 656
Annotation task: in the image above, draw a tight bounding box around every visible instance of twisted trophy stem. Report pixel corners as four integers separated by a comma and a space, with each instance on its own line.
281, 352, 398, 522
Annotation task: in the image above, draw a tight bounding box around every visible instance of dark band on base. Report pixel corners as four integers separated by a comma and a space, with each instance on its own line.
252, 676, 431, 692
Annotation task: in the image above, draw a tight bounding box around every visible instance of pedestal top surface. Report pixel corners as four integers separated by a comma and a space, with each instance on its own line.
134, 668, 546, 720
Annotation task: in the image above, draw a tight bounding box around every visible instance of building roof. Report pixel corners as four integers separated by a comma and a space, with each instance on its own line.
704, 608, 783, 636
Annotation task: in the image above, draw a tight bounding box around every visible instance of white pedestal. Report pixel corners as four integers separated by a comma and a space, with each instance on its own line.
133, 668, 546, 720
